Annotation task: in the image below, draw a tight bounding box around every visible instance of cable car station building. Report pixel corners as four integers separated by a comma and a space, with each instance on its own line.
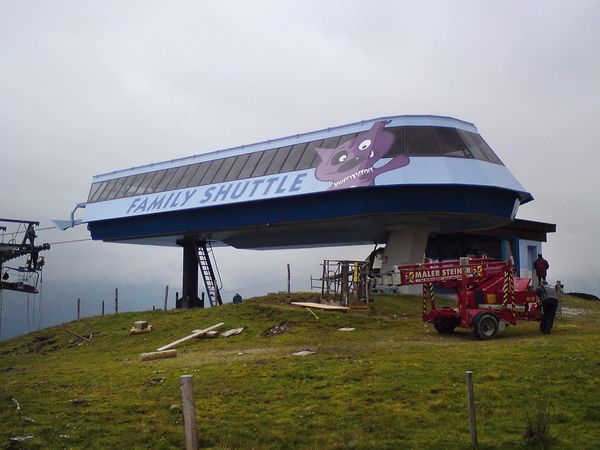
72, 115, 555, 306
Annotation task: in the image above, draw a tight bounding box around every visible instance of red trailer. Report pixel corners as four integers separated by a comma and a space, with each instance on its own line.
392, 257, 558, 339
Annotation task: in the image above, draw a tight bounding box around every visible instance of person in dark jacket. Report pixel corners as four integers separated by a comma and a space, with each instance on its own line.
533, 253, 549, 284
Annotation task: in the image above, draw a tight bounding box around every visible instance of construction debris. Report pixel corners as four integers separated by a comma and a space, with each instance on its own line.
292, 349, 316, 356
263, 321, 294, 336
199, 330, 219, 339
307, 308, 319, 320
156, 323, 224, 351
140, 350, 178, 362
66, 330, 92, 342
291, 302, 350, 311
130, 325, 153, 335
221, 327, 245, 337
134, 321, 149, 330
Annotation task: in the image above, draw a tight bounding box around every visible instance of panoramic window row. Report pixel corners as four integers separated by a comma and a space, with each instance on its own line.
88, 126, 503, 202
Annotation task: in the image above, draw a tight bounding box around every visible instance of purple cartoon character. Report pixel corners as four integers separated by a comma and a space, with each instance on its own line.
315, 121, 409, 190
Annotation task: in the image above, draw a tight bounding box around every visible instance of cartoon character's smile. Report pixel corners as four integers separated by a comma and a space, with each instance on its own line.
315, 121, 410, 190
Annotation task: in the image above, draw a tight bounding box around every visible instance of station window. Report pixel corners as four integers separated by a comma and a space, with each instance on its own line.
188, 162, 211, 187
406, 127, 440, 156
106, 177, 129, 200
163, 166, 190, 192
470, 132, 503, 165
153, 168, 178, 193
175, 164, 201, 190
212, 156, 237, 184
266, 146, 292, 175
238, 151, 263, 179
144, 169, 169, 195
281, 143, 308, 173
320, 136, 342, 150
251, 149, 277, 177
87, 182, 103, 202
200, 159, 225, 185
434, 127, 472, 158
383, 129, 405, 158
296, 139, 323, 170
224, 154, 250, 182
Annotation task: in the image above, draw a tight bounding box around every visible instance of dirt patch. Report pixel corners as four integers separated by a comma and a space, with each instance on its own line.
263, 321, 294, 336
17, 335, 61, 355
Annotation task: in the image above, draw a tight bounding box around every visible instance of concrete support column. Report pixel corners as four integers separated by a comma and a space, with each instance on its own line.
381, 225, 432, 295
181, 241, 202, 309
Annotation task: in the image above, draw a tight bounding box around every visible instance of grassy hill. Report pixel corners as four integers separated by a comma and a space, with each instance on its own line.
1, 292, 599, 449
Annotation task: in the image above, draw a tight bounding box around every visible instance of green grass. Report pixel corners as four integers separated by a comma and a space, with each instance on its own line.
1, 292, 599, 449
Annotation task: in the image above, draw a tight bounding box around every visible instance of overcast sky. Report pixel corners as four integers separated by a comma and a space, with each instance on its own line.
2, 0, 600, 305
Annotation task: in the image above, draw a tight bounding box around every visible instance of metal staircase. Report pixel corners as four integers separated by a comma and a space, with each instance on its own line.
197, 241, 223, 307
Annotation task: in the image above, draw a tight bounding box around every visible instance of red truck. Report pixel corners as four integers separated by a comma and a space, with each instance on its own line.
391, 257, 559, 339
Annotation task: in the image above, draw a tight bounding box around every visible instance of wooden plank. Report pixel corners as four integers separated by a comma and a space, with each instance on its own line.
140, 349, 177, 361
156, 323, 224, 352
291, 302, 350, 311
199, 330, 218, 339
66, 329, 92, 342
221, 327, 244, 337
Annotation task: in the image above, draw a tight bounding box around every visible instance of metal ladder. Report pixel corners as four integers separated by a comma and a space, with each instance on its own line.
197, 241, 223, 307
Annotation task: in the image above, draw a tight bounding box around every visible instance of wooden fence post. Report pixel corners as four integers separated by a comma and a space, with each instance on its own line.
164, 285, 169, 311
115, 288, 119, 314
466, 370, 478, 448
77, 298, 80, 320
180, 375, 198, 450
101, 300, 105, 316
287, 264, 291, 293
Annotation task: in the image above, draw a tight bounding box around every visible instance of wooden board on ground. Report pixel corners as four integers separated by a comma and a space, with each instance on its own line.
140, 350, 177, 361
221, 327, 245, 337
199, 330, 218, 339
291, 302, 350, 311
156, 322, 224, 351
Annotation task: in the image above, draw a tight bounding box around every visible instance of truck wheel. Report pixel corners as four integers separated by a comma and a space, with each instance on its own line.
473, 313, 499, 340
433, 317, 458, 334
540, 298, 558, 334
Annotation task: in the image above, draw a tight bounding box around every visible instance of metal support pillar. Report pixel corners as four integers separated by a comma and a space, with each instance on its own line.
181, 241, 202, 309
